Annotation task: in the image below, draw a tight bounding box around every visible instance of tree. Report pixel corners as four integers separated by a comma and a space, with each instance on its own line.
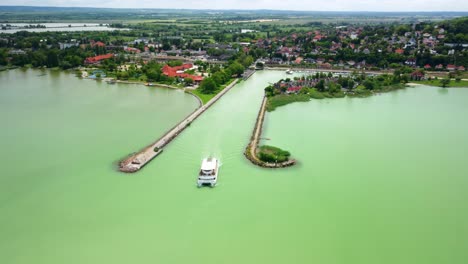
184, 78, 194, 86
200, 78, 217, 94
441, 78, 451, 88
228, 61, 245, 77
363, 79, 375, 90
0, 49, 8, 65
212, 71, 228, 86
146, 69, 161, 82
401, 74, 409, 84
315, 80, 325, 92
46, 50, 59, 68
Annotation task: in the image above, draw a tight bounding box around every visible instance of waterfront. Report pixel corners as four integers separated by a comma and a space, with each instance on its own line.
1, 23, 127, 33
1, 69, 468, 263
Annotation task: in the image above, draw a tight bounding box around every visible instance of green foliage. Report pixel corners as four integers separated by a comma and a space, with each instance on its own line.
441, 78, 451, 88
309, 89, 326, 99
184, 78, 194, 86
199, 77, 217, 94
266, 94, 310, 111
228, 61, 245, 77
264, 85, 275, 97
190, 89, 215, 104
363, 79, 375, 90
315, 79, 325, 92
258, 145, 291, 163
167, 60, 183, 67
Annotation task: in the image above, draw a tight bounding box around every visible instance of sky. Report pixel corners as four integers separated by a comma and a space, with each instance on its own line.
1, 0, 467, 12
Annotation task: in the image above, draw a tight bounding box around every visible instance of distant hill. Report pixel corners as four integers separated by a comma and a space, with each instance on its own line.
1, 5, 468, 16
0, 6, 467, 22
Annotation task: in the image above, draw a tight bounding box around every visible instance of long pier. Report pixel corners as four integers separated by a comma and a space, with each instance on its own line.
119, 79, 239, 173
244, 96, 296, 168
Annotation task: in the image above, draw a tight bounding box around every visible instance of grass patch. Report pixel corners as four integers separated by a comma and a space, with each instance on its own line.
258, 145, 291, 163
348, 83, 406, 97
190, 89, 218, 104
309, 89, 326, 99
266, 94, 310, 111
189, 79, 235, 105
267, 83, 407, 111
267, 89, 347, 111
414, 79, 468, 88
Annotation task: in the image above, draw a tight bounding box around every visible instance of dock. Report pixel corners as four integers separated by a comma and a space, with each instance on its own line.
119, 79, 239, 173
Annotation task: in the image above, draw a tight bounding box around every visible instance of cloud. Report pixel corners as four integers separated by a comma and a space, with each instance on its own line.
1, 0, 467, 11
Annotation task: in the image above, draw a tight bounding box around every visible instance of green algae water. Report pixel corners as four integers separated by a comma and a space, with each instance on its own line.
1, 69, 468, 264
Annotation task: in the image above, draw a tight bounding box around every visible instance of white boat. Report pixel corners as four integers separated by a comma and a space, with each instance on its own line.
197, 157, 219, 187
286, 69, 294, 74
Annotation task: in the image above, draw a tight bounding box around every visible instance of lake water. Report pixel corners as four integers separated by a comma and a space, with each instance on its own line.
1, 23, 128, 33
0, 69, 467, 264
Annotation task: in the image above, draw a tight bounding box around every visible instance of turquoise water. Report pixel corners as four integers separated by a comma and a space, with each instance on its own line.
0, 69, 467, 263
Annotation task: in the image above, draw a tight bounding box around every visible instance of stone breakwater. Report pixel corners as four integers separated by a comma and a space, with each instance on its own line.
244, 96, 296, 168
119, 79, 239, 173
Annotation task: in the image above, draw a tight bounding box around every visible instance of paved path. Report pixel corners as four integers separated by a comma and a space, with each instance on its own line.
249, 96, 268, 162
119, 79, 239, 173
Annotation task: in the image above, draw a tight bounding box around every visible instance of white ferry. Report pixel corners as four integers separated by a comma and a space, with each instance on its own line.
197, 158, 219, 187
286, 69, 294, 74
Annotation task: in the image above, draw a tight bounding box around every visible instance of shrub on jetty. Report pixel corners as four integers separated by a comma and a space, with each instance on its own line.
258, 145, 291, 163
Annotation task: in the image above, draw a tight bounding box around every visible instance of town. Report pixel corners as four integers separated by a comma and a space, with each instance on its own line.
1, 13, 467, 100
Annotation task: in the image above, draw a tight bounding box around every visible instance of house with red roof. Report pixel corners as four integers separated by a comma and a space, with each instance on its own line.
124, 47, 141, 53
90, 40, 106, 48
84, 53, 114, 64
313, 35, 323, 42
424, 64, 432, 70
286, 86, 302, 94
458, 66, 466, 71
411, 71, 425, 81
447, 64, 457, 71
435, 64, 444, 70
162, 64, 203, 83
395, 48, 404, 55
320, 63, 332, 69
294, 57, 303, 64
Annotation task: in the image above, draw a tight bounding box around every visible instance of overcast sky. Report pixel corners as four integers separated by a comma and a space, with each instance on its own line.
1, 0, 467, 12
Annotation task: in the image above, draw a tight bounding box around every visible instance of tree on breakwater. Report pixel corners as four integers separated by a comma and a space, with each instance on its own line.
258, 145, 291, 163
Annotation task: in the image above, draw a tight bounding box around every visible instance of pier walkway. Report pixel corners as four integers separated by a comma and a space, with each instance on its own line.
119, 79, 239, 173
244, 96, 296, 168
